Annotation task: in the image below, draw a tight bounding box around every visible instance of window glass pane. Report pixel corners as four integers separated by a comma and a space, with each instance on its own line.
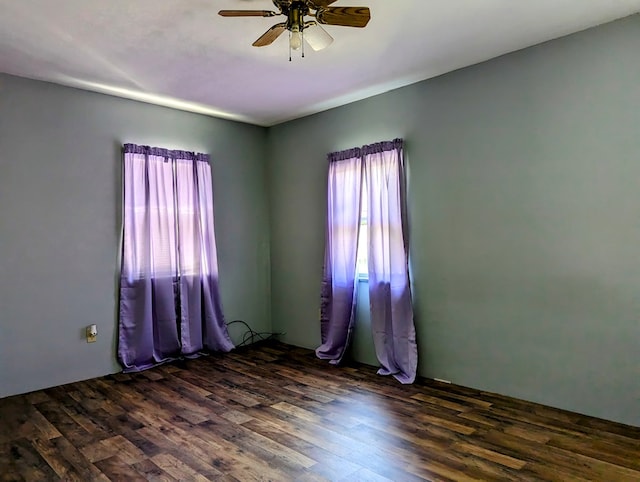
123, 155, 178, 279
356, 179, 368, 278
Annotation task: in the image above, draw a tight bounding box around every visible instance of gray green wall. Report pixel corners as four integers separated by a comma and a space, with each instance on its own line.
0, 74, 271, 397
267, 15, 640, 426
1, 14, 638, 427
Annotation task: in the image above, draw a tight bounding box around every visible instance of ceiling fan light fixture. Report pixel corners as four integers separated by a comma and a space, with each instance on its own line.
303, 22, 334, 51
219, 1, 371, 58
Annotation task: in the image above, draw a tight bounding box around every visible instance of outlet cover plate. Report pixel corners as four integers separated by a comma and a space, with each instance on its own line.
86, 326, 97, 343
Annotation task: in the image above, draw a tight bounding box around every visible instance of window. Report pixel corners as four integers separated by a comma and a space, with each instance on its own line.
122, 149, 217, 282
356, 181, 368, 280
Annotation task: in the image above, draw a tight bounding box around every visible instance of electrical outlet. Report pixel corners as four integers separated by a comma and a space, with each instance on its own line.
86, 324, 97, 343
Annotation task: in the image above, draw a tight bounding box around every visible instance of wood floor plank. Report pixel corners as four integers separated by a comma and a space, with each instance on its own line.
1, 341, 638, 481
0, 400, 41, 442
34, 401, 96, 448
24, 392, 51, 405
245, 404, 369, 457
241, 417, 366, 481
99, 434, 147, 465
93, 454, 148, 481
30, 437, 88, 481
194, 418, 316, 480
134, 380, 215, 425
136, 424, 227, 478
150, 453, 210, 481
272, 400, 325, 423
206, 418, 318, 470
548, 431, 640, 471
283, 383, 336, 403
29, 406, 63, 440
49, 434, 110, 481
452, 441, 527, 469
186, 423, 297, 482
0, 439, 57, 481
339, 467, 395, 482
416, 385, 494, 409
502, 423, 552, 443
131, 458, 178, 481
477, 428, 640, 481
345, 422, 528, 481
523, 461, 599, 482
410, 392, 474, 412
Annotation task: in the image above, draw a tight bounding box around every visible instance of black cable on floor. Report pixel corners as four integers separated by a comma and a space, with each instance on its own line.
226, 320, 284, 348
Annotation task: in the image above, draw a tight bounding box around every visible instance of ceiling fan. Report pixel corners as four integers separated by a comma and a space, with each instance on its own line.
219, 0, 371, 57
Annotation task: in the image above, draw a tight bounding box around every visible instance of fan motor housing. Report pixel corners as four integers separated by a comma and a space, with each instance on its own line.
288, 1, 309, 30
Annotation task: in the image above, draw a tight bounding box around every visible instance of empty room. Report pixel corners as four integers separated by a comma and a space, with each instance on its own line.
1, 1, 639, 480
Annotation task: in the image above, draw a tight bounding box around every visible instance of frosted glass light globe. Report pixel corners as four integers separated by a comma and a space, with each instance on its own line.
290, 29, 302, 51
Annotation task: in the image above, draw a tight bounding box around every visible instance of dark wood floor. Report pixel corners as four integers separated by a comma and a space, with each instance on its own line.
1, 342, 639, 481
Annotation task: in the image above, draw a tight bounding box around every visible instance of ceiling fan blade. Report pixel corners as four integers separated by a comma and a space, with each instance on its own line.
218, 10, 277, 17
304, 23, 333, 51
308, 0, 339, 7
316, 7, 371, 28
272, 0, 291, 8
252, 23, 287, 47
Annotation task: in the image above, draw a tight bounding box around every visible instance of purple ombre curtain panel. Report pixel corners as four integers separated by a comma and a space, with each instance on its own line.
364, 140, 417, 384
317, 139, 417, 384
316, 150, 363, 364
118, 144, 234, 372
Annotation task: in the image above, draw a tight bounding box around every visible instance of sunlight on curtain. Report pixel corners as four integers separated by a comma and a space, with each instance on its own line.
118, 144, 233, 372
317, 139, 417, 384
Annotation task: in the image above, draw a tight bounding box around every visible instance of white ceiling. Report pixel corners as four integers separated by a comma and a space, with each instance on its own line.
1, 1, 639, 126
